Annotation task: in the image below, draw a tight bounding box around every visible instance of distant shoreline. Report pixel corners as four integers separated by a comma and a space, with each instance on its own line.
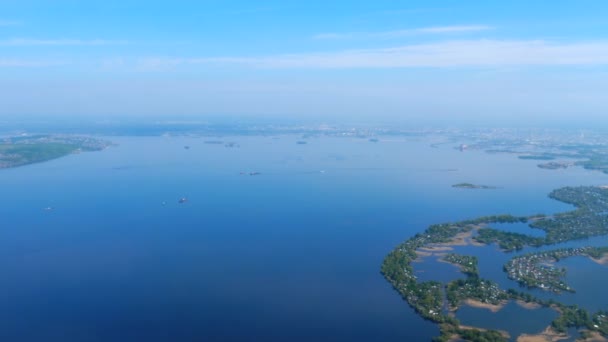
452, 183, 498, 189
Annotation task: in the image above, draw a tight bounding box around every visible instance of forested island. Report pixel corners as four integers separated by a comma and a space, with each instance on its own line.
381, 186, 608, 342
518, 154, 556, 160
538, 161, 573, 170
452, 183, 497, 189
0, 135, 110, 168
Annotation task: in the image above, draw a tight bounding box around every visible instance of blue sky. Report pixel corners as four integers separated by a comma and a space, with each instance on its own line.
2, 0, 608, 124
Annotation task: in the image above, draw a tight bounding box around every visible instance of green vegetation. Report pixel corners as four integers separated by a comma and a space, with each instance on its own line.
586, 247, 608, 259
551, 304, 592, 334
442, 254, 508, 315
590, 311, 608, 336
537, 162, 572, 170
434, 325, 508, 342
382, 248, 446, 321
461, 214, 528, 225
472, 187, 608, 250
474, 228, 544, 251
443, 253, 479, 277
452, 183, 496, 189
0, 135, 109, 168
518, 155, 556, 160
532, 187, 608, 243
382, 186, 608, 341
577, 156, 608, 174
504, 247, 608, 293
381, 221, 511, 341
452, 328, 506, 342
0, 143, 77, 167
446, 278, 508, 309
503, 289, 608, 338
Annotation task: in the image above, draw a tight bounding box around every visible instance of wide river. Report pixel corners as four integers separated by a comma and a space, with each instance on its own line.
0, 134, 606, 341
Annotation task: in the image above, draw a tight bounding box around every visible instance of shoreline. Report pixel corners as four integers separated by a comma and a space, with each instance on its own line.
516, 326, 569, 342
464, 299, 507, 313
420, 228, 486, 253
515, 300, 542, 310
580, 331, 608, 342
459, 325, 510, 339
591, 254, 608, 265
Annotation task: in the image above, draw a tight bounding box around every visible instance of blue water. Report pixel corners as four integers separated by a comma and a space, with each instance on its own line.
0, 135, 607, 341
456, 301, 558, 341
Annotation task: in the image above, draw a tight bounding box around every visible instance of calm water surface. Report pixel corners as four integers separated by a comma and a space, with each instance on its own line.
0, 135, 606, 341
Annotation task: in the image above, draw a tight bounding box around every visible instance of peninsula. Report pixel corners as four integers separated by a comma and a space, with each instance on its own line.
0, 134, 110, 169
504, 247, 608, 293
382, 186, 608, 341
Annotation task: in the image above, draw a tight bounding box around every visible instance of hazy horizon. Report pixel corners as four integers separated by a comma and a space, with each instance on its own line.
2, 0, 608, 125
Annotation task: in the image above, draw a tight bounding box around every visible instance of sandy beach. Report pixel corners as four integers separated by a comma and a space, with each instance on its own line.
591, 254, 608, 266
464, 299, 507, 313
516, 326, 569, 342
515, 300, 542, 310
580, 331, 608, 342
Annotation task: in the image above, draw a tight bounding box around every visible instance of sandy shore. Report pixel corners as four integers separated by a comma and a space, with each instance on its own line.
580, 331, 608, 342
425, 228, 487, 250
418, 246, 454, 252
515, 300, 542, 310
516, 327, 569, 342
459, 325, 510, 339
415, 250, 432, 257
444, 231, 472, 246
464, 299, 507, 313
591, 254, 608, 265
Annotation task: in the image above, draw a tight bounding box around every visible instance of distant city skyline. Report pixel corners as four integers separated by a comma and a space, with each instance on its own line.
1, 0, 608, 124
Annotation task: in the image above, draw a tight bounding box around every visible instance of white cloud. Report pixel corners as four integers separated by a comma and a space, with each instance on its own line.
0, 38, 128, 46
415, 25, 492, 34
313, 25, 492, 39
0, 20, 20, 27
0, 59, 65, 67
139, 40, 608, 70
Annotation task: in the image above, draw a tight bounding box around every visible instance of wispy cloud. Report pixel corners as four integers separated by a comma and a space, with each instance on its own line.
373, 8, 449, 15
136, 40, 608, 70
313, 25, 492, 40
0, 59, 65, 67
0, 20, 21, 27
0, 38, 128, 46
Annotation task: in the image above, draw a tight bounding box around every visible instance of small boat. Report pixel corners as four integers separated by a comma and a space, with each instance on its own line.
178, 197, 188, 204
43, 206, 54, 211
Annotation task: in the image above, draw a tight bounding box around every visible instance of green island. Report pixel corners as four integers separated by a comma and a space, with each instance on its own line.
518, 154, 556, 160
577, 155, 608, 175
471, 186, 608, 252
0, 135, 110, 168
474, 228, 544, 251
381, 186, 608, 342
452, 183, 497, 189
442, 253, 479, 278
442, 254, 511, 317
504, 247, 608, 294
446, 277, 508, 311
538, 161, 573, 170
466, 132, 608, 176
